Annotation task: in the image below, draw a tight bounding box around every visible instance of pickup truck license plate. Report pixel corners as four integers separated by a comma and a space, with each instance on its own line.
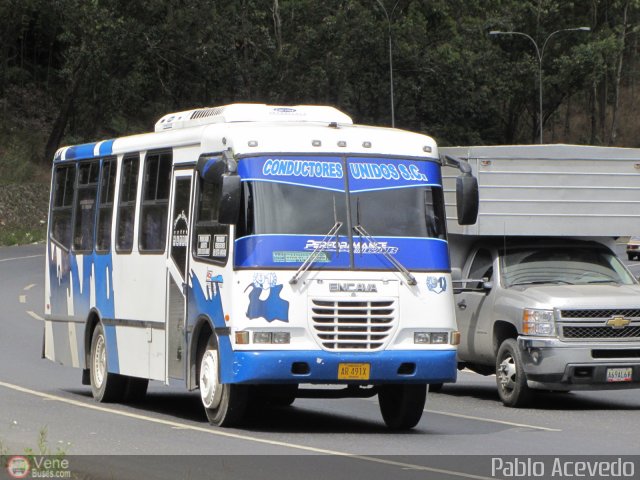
606, 367, 633, 383
338, 363, 370, 380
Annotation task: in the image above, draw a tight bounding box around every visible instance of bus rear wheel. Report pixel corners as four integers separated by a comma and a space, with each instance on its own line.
90, 323, 125, 402
199, 338, 248, 427
378, 384, 426, 430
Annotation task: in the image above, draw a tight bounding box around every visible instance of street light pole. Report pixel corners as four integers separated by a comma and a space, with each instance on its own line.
375, 0, 400, 128
490, 27, 590, 144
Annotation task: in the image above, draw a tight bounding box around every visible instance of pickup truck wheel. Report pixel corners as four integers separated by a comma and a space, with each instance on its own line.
429, 383, 443, 393
378, 384, 426, 430
496, 339, 532, 407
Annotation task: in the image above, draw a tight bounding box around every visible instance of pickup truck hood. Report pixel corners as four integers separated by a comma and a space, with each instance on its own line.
511, 284, 640, 309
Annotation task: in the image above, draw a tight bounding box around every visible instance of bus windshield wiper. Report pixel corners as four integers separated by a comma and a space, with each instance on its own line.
353, 224, 417, 286
289, 221, 342, 285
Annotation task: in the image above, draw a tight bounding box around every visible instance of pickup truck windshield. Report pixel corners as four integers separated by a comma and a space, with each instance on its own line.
502, 246, 636, 287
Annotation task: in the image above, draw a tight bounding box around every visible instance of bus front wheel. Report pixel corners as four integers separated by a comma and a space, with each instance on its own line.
378, 384, 426, 430
90, 323, 125, 402
199, 339, 248, 427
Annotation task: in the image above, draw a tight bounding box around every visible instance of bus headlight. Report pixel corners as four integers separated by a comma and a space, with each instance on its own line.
414, 332, 450, 344
523, 308, 556, 336
253, 332, 291, 344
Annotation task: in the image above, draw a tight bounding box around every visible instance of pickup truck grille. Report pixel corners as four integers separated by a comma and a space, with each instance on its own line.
559, 309, 640, 341
310, 299, 396, 351
560, 309, 640, 319
562, 325, 640, 340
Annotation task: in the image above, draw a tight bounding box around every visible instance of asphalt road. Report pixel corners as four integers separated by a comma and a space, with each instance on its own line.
1, 242, 639, 479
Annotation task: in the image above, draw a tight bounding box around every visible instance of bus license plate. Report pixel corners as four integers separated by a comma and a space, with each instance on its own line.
338, 363, 370, 380
606, 367, 633, 383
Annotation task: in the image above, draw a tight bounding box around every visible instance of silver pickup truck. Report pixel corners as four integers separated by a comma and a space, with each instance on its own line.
452, 236, 640, 406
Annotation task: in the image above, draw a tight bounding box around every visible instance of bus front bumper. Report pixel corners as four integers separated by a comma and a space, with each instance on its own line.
223, 349, 457, 384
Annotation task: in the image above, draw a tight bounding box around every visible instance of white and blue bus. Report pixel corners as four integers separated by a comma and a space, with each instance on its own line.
44, 104, 477, 429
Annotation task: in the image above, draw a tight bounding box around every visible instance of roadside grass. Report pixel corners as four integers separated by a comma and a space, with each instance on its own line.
0, 226, 46, 246
0, 134, 50, 246
1, 427, 69, 468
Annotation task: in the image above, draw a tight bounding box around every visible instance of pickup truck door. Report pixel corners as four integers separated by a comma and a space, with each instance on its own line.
454, 247, 496, 363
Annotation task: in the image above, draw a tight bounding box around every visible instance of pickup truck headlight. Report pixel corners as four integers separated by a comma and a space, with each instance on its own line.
522, 308, 556, 336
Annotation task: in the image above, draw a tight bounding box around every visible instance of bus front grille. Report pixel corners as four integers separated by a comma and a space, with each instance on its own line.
310, 299, 396, 351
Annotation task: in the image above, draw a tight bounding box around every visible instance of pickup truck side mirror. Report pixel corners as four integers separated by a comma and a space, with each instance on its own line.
451, 268, 492, 294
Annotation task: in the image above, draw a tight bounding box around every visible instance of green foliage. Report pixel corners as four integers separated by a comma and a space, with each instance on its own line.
1, 0, 640, 166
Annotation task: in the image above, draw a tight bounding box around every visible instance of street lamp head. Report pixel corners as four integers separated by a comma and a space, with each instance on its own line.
578, 26, 591, 31
489, 30, 502, 35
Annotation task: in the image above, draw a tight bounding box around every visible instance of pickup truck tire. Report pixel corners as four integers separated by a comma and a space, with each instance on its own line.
378, 384, 426, 429
496, 339, 532, 407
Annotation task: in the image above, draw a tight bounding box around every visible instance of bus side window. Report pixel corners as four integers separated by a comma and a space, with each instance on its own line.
192, 176, 229, 265
140, 151, 172, 252
116, 155, 140, 253
96, 157, 117, 252
72, 160, 99, 252
51, 164, 76, 249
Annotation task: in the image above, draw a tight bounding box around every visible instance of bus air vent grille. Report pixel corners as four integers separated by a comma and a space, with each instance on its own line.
310, 299, 396, 351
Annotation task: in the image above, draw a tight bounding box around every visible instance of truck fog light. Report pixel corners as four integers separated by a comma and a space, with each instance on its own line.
530, 348, 541, 364
272, 332, 291, 344
253, 332, 272, 344
235, 331, 250, 344
414, 332, 431, 344
430, 332, 448, 344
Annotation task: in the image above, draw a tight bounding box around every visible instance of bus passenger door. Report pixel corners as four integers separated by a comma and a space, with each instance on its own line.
166, 170, 193, 381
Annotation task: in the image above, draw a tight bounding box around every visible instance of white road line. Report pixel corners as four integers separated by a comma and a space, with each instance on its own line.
23, 283, 37, 291
0, 380, 497, 480
425, 409, 561, 432
19, 295, 26, 304
26, 311, 44, 321
0, 254, 44, 263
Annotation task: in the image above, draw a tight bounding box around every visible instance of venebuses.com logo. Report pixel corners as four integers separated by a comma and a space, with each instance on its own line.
6, 455, 71, 479
6, 456, 30, 479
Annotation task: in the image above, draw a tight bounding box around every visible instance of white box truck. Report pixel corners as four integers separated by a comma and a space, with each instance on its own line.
440, 145, 640, 406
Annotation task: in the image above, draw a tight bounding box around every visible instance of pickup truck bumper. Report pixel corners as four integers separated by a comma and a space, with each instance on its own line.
518, 336, 640, 391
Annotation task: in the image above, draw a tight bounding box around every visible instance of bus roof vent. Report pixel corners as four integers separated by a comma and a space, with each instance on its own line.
154, 103, 353, 132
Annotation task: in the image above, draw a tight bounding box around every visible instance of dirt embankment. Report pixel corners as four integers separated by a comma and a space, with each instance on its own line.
0, 183, 50, 245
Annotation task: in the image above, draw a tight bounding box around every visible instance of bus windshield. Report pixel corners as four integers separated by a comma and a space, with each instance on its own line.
242, 181, 445, 239
234, 154, 450, 271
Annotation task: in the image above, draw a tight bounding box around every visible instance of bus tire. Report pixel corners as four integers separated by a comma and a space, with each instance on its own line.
378, 384, 426, 430
429, 383, 443, 393
199, 339, 248, 427
496, 338, 532, 407
251, 384, 298, 407
123, 377, 149, 403
90, 323, 125, 403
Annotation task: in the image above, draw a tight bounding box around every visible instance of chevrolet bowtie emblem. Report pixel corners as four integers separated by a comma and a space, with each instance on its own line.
607, 317, 631, 329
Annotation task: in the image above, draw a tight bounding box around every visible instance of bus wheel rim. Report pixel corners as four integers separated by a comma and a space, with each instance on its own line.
200, 350, 222, 409
94, 335, 106, 389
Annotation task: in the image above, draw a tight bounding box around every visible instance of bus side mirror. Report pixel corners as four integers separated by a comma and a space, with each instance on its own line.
197, 156, 227, 183
197, 152, 241, 225
218, 174, 241, 225
456, 174, 479, 225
